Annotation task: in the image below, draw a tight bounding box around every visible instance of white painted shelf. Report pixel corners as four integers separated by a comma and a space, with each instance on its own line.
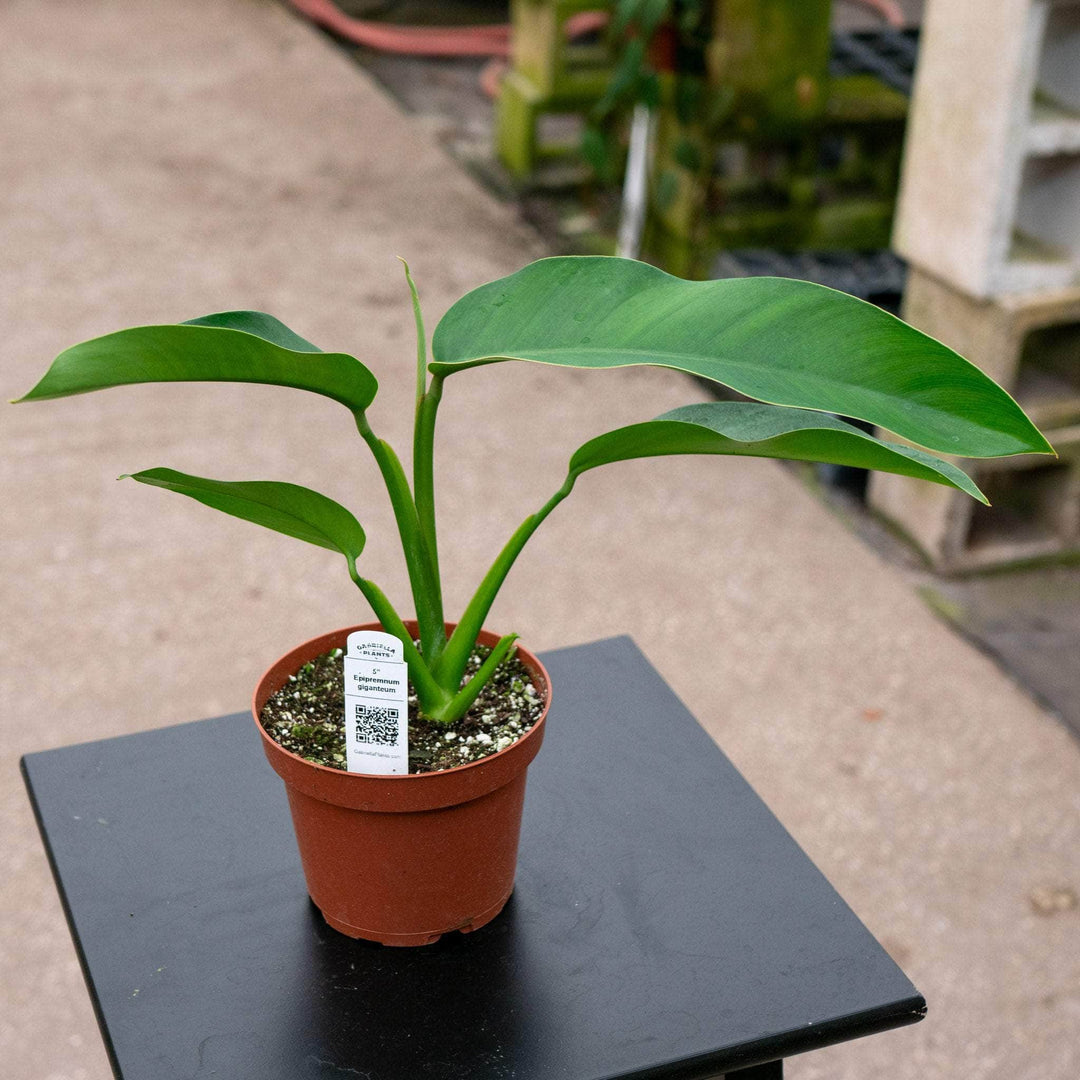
1027, 100, 1080, 156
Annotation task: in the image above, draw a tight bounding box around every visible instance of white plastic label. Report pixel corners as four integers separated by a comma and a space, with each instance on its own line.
346, 630, 404, 663
343, 631, 409, 774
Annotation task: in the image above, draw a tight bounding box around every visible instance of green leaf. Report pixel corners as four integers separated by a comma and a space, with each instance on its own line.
122, 468, 367, 558
593, 37, 646, 119
612, 0, 645, 37
15, 313, 378, 414
568, 401, 988, 502
639, 0, 671, 35
674, 75, 703, 125
673, 137, 703, 172
654, 169, 679, 211
182, 310, 323, 351
431, 256, 1051, 459
581, 124, 609, 176
640, 71, 662, 110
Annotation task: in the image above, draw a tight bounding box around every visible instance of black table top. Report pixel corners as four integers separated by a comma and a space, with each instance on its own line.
22, 636, 924, 1080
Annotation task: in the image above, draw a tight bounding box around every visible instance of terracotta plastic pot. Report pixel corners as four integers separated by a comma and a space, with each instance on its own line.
253, 622, 550, 946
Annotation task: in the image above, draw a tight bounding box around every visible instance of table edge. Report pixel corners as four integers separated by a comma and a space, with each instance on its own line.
21, 756, 124, 1080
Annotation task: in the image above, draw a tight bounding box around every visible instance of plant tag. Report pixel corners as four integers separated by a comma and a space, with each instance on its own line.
343, 632, 409, 775
346, 630, 404, 663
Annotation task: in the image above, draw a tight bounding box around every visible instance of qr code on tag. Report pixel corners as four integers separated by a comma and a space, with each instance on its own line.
353, 702, 401, 746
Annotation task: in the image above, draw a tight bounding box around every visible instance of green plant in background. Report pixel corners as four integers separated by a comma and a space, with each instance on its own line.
583, 0, 711, 180
16, 256, 1052, 722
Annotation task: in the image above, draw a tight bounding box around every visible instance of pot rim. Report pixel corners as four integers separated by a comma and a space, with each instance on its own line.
253, 622, 551, 812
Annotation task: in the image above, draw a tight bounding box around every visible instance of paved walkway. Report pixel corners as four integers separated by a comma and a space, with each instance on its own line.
2, 3, 1077, 1078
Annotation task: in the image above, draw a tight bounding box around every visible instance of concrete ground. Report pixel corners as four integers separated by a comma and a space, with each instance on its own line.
2, 2, 1077, 1079
920, 567, 1080, 738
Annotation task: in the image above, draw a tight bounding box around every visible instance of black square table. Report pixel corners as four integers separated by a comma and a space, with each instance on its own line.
23, 636, 925, 1080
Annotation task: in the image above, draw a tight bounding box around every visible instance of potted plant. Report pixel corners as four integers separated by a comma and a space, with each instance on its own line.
15, 255, 1052, 945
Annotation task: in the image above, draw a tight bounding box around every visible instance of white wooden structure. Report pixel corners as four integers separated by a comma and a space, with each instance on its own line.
871, 0, 1080, 569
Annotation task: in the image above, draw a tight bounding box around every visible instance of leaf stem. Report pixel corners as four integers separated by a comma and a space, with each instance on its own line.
430, 633, 519, 724
354, 411, 446, 662
414, 372, 444, 599
347, 561, 450, 714
438, 474, 577, 691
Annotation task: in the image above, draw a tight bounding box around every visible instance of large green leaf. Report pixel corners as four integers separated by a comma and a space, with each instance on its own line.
15, 312, 377, 413
431, 256, 1051, 459
122, 469, 367, 558
182, 310, 322, 351
567, 401, 989, 502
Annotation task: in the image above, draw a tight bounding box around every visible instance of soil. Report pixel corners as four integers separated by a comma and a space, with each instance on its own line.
259, 642, 545, 773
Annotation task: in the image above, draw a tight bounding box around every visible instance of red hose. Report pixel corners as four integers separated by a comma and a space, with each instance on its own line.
840, 0, 905, 28
287, 0, 512, 57
285, 0, 903, 89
